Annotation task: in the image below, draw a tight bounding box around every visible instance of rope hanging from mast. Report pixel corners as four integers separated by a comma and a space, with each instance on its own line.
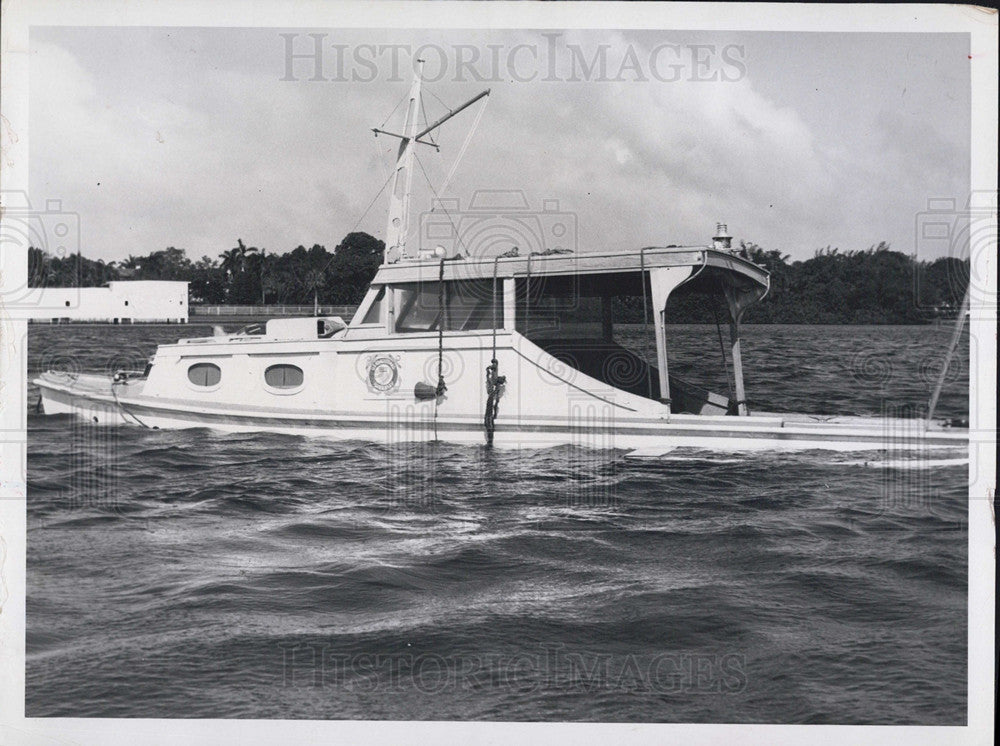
484, 249, 516, 446
491, 255, 502, 363
484, 359, 505, 447
436, 258, 449, 399
427, 258, 450, 441
111, 375, 153, 429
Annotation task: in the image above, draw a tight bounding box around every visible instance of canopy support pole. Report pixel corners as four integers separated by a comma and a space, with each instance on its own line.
649, 266, 697, 409
729, 320, 748, 416
724, 283, 757, 416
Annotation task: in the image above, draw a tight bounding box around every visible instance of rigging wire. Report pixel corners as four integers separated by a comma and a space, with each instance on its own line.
414, 152, 472, 258
370, 132, 390, 183
433, 257, 450, 440
315, 165, 397, 280
379, 90, 410, 129
410, 93, 488, 253
436, 94, 488, 200
925, 284, 970, 429
322, 83, 488, 281
418, 89, 437, 148
351, 157, 398, 235
425, 86, 451, 114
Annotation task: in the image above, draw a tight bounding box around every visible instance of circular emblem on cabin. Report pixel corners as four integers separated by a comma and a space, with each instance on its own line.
365, 354, 401, 393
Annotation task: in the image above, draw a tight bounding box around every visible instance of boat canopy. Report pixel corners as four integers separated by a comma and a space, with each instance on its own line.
370, 245, 770, 298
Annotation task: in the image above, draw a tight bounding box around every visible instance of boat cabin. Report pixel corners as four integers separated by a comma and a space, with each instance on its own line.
343, 244, 770, 416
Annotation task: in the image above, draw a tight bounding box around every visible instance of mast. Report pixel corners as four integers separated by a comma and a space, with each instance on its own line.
376, 63, 490, 264
383, 60, 424, 264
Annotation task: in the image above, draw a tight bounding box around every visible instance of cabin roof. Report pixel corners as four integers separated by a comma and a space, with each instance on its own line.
371, 246, 769, 292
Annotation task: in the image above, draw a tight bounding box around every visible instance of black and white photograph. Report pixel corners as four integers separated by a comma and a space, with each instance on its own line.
0, 2, 995, 744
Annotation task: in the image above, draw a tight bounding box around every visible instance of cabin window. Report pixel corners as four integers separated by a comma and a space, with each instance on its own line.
264, 364, 304, 389
514, 272, 659, 400
518, 290, 605, 340
361, 286, 386, 324
187, 362, 221, 386
317, 319, 341, 338
238, 323, 265, 336
394, 280, 497, 333
395, 282, 440, 332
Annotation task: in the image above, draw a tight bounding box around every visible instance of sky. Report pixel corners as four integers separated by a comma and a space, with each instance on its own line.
29, 27, 971, 264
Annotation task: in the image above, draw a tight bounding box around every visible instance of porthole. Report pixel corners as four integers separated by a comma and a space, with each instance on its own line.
264, 364, 304, 389
187, 362, 221, 387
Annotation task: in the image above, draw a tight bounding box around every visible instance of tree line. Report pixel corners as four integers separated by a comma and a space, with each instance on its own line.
28, 232, 384, 306
734, 242, 967, 324
622, 242, 969, 324
28, 235, 968, 323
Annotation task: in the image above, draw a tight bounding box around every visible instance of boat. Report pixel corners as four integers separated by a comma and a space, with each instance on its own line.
34, 63, 969, 455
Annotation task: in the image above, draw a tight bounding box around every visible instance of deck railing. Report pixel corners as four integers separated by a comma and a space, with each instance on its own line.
191, 304, 357, 317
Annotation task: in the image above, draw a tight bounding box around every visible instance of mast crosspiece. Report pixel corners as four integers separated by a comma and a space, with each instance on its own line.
371, 128, 440, 150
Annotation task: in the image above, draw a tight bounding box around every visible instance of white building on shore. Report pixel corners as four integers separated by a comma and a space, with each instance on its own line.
24, 281, 188, 323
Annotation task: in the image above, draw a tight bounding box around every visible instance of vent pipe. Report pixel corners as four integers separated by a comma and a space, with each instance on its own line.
712, 223, 733, 251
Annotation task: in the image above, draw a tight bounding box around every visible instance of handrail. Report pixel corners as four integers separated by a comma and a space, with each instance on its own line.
191, 304, 357, 316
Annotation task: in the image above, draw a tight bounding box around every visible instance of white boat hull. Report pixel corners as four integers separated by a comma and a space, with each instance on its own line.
35, 370, 968, 454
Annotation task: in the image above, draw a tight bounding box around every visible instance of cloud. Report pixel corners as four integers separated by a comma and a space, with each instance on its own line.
436, 30, 837, 254
29, 29, 970, 264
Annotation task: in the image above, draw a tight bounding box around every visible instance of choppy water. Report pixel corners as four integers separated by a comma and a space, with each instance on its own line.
26, 324, 969, 722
